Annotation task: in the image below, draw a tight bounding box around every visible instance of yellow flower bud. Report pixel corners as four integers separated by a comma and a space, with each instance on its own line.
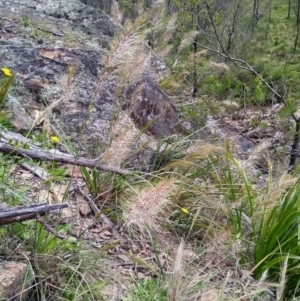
1, 68, 12, 77
50, 136, 60, 143
181, 207, 189, 214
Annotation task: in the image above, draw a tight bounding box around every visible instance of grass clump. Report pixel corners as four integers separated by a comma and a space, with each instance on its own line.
125, 275, 167, 301
253, 181, 300, 299
1, 206, 109, 301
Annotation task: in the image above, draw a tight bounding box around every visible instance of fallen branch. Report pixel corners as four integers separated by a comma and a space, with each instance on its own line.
0, 140, 131, 175
77, 187, 115, 229
0, 202, 68, 225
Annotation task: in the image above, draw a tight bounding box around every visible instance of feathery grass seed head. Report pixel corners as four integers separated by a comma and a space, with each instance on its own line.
123, 178, 178, 231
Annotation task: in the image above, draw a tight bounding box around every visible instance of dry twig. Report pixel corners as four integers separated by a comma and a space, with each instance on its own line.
36, 214, 67, 240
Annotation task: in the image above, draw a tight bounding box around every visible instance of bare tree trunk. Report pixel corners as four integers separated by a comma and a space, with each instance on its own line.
289, 121, 300, 170
227, 2, 240, 52
251, 0, 260, 34
253, 0, 259, 23
192, 4, 200, 97
192, 39, 198, 97
294, 0, 300, 52
265, 0, 273, 38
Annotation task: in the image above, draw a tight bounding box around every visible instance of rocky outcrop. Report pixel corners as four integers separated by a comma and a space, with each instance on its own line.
0, 0, 117, 153
0, 0, 178, 164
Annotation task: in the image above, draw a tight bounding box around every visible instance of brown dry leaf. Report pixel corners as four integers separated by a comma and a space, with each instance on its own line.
30, 97, 63, 129
117, 254, 130, 262
200, 289, 224, 301
79, 204, 91, 216
65, 164, 83, 178
19, 169, 33, 180
39, 48, 67, 60
76, 193, 91, 216
89, 226, 103, 234
42, 118, 52, 134
99, 230, 113, 239
60, 205, 77, 223
137, 272, 146, 280
50, 183, 70, 203
37, 189, 53, 203
79, 202, 91, 216
31, 110, 45, 126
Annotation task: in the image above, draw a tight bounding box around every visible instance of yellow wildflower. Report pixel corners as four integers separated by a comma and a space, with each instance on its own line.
1, 68, 12, 77
181, 207, 189, 214
50, 135, 60, 144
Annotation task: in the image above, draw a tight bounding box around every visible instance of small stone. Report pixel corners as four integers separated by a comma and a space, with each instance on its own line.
0, 261, 34, 301
200, 289, 222, 301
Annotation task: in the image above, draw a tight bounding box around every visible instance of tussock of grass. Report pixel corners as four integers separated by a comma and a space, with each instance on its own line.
122, 177, 178, 233
253, 181, 300, 299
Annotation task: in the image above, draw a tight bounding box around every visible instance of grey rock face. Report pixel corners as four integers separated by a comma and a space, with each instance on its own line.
0, 0, 116, 155
0, 0, 178, 164
80, 0, 113, 13
0, 0, 117, 37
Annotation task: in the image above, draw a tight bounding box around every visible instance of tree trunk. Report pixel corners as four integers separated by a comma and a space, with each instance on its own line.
289, 121, 300, 171
265, 0, 273, 38
294, 0, 300, 52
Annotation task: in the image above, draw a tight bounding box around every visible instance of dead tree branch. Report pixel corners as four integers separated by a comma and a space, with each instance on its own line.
0, 202, 68, 225
0, 139, 131, 176
77, 187, 115, 230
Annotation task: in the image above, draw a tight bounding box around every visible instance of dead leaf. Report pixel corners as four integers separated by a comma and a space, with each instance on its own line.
39, 48, 67, 60
50, 183, 70, 203
99, 230, 113, 239
89, 227, 102, 233
31, 110, 45, 125
37, 189, 53, 203
79, 202, 91, 216
117, 254, 130, 262
65, 164, 83, 178
30, 97, 63, 129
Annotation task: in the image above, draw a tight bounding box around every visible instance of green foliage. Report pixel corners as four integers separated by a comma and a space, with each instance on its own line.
212, 144, 254, 236
21, 16, 31, 27
125, 276, 167, 301
2, 213, 107, 301
279, 99, 297, 118
253, 82, 266, 105
204, 74, 233, 100
46, 162, 68, 182
168, 207, 193, 238
150, 138, 184, 172
80, 167, 102, 197
253, 181, 300, 298
0, 68, 14, 129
